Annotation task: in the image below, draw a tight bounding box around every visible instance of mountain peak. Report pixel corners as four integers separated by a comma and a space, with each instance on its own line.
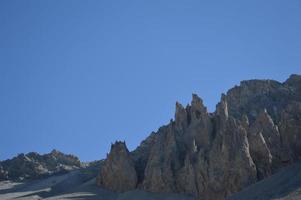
97, 74, 301, 200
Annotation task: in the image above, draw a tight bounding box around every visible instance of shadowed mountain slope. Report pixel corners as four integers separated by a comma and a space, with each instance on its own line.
227, 161, 301, 200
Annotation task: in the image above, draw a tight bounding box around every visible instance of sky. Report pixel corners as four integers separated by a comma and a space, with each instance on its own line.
0, 0, 300, 161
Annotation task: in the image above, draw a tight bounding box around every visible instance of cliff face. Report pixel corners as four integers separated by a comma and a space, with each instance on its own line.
97, 74, 301, 200
96, 141, 138, 192
0, 150, 81, 181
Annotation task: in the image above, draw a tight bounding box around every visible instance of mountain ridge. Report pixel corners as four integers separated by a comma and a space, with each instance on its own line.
0, 150, 81, 181
1, 74, 301, 200
97, 74, 301, 200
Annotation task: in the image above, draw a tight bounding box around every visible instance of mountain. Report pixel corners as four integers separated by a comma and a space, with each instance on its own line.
1, 74, 301, 200
97, 74, 301, 200
0, 150, 81, 181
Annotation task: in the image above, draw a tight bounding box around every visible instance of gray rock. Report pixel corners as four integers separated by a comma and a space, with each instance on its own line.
97, 74, 301, 200
0, 150, 81, 181
97, 141, 138, 192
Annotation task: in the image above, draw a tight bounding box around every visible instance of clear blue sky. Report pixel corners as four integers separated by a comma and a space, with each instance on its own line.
0, 0, 300, 161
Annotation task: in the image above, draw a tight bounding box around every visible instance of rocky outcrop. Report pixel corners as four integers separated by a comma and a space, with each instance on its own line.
200, 97, 256, 199
249, 110, 282, 170
184, 94, 212, 150
131, 132, 159, 184
141, 123, 183, 193
97, 141, 137, 192
98, 74, 301, 200
247, 117, 273, 180
0, 150, 81, 181
279, 101, 301, 161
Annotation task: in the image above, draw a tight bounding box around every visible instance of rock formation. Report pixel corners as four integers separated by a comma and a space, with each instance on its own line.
0, 150, 81, 181
98, 74, 301, 200
97, 141, 138, 192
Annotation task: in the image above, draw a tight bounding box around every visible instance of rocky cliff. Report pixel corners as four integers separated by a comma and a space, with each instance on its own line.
0, 150, 81, 181
97, 141, 138, 192
97, 74, 301, 200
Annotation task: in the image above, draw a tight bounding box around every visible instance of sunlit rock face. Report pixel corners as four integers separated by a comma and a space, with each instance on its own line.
98, 74, 301, 200
0, 150, 81, 181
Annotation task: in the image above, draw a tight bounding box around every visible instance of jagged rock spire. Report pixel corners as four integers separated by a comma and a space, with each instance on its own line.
175, 94, 208, 128
215, 94, 229, 133
97, 141, 137, 192
216, 94, 229, 120
175, 101, 188, 128
190, 93, 207, 121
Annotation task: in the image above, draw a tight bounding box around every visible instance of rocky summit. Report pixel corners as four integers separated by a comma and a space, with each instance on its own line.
97, 74, 301, 200
0, 150, 81, 181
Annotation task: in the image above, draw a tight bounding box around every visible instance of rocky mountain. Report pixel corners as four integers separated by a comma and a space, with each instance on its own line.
97, 74, 301, 200
97, 141, 138, 192
1, 74, 301, 200
0, 150, 81, 181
